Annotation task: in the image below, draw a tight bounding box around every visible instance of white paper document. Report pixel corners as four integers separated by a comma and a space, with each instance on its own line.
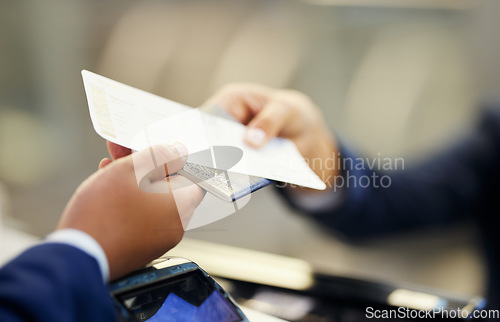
81, 70, 326, 190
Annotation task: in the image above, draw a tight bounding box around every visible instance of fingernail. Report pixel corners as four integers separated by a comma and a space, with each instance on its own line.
245, 128, 266, 147
172, 142, 188, 157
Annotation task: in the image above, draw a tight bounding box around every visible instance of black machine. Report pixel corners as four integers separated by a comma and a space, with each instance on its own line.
110, 254, 485, 322
109, 257, 248, 322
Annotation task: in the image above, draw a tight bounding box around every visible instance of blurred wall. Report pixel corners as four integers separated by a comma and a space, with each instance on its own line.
1, 0, 494, 296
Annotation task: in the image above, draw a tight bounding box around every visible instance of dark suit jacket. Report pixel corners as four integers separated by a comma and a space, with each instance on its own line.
280, 106, 500, 310
0, 243, 115, 321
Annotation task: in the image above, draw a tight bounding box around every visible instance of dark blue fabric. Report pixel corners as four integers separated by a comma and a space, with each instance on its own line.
278, 105, 500, 310
0, 243, 116, 321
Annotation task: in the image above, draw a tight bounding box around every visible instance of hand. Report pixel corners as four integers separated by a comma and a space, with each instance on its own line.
202, 83, 338, 187
57, 144, 204, 280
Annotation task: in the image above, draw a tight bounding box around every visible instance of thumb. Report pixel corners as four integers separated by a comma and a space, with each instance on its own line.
107, 141, 132, 160
98, 158, 113, 169
131, 143, 188, 189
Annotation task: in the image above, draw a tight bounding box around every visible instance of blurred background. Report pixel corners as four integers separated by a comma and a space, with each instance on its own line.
1, 0, 498, 301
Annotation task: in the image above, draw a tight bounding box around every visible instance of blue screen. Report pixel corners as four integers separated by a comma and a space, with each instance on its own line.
118, 270, 243, 322
146, 290, 240, 322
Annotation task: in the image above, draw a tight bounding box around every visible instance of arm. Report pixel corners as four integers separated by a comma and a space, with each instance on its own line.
203, 84, 500, 239
281, 120, 499, 238
0, 244, 115, 322
0, 143, 204, 321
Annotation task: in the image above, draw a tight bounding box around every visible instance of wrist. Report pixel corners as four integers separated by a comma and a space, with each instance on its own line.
292, 126, 338, 192
308, 127, 338, 186
46, 229, 110, 282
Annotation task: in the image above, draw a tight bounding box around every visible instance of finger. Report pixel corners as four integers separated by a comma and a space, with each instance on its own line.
107, 141, 132, 160
98, 158, 112, 169
129, 143, 189, 190
221, 94, 255, 124
202, 84, 273, 124
202, 93, 254, 124
137, 175, 205, 230
168, 175, 205, 230
244, 98, 293, 148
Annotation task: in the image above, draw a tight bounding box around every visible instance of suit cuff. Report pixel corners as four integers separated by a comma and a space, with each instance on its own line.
45, 229, 110, 282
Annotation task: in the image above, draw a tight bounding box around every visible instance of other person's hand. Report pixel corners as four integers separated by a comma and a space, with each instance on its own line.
202, 83, 338, 187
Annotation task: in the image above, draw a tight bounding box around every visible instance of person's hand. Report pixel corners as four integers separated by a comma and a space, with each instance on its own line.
202, 83, 338, 187
57, 144, 204, 280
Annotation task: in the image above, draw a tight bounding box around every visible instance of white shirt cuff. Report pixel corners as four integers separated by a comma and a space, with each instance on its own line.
45, 229, 110, 282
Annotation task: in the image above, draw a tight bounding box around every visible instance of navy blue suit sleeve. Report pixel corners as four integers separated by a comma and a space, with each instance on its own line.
279, 107, 500, 239
0, 243, 116, 322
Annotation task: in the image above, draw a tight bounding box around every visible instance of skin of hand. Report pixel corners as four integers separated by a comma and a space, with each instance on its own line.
202, 83, 339, 189
57, 144, 204, 280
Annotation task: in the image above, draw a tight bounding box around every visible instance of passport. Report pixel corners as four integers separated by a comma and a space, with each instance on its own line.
81, 70, 326, 203
179, 163, 271, 202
